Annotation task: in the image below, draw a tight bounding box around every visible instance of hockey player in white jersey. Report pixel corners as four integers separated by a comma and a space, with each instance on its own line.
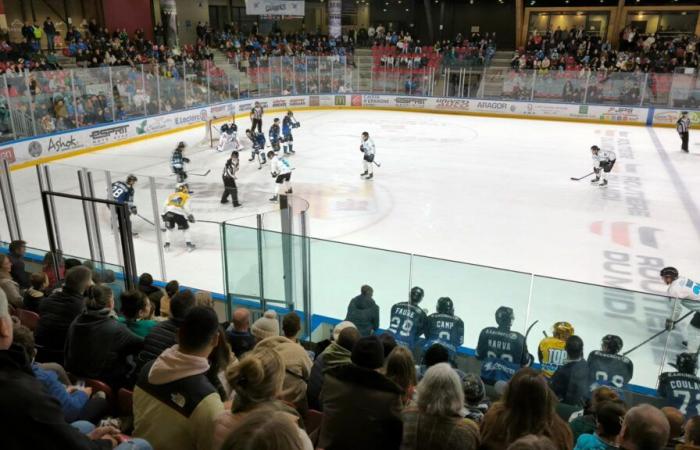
216, 121, 239, 152
590, 145, 616, 187
360, 131, 376, 180
267, 150, 292, 202
162, 183, 196, 252
662, 267, 700, 352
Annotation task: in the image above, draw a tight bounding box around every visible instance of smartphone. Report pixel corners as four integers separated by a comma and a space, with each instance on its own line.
76, 380, 85, 388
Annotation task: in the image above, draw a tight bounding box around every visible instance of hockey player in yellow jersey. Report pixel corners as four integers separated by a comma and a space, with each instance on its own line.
162, 183, 196, 252
538, 321, 574, 378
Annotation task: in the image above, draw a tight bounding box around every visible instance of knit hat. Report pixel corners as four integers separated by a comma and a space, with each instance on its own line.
251, 310, 279, 340
351, 335, 384, 370
462, 373, 485, 403
332, 320, 356, 341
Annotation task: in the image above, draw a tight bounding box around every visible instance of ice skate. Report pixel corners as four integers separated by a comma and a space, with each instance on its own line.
186, 242, 196, 252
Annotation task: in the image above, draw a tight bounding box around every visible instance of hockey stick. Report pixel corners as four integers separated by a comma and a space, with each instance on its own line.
570, 171, 595, 181
373, 160, 382, 167
189, 169, 211, 177
137, 214, 167, 232
623, 310, 695, 356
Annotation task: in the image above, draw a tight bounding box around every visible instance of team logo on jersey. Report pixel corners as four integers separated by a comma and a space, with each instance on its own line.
590, 221, 660, 249
28, 141, 42, 158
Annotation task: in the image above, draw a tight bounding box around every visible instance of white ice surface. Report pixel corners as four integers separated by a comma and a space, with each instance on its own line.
8, 109, 700, 389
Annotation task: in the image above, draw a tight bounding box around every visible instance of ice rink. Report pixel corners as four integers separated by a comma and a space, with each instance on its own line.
8, 109, 700, 389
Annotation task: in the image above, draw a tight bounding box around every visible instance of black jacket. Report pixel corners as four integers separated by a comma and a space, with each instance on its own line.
9, 253, 29, 289
226, 329, 256, 358
134, 318, 179, 374
65, 308, 143, 389
35, 288, 86, 350
138, 284, 164, 316
551, 359, 590, 406
0, 344, 112, 450
345, 294, 380, 337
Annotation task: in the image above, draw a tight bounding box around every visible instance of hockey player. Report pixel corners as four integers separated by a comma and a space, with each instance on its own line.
171, 141, 190, 183
538, 321, 575, 379
475, 306, 531, 384
269, 118, 281, 153
221, 151, 241, 208
661, 267, 700, 352
590, 145, 616, 187
360, 131, 376, 179
162, 183, 195, 252
111, 174, 138, 236
658, 352, 700, 418
216, 121, 239, 152
678, 111, 690, 153
587, 334, 634, 391
282, 110, 299, 155
423, 297, 464, 361
250, 101, 264, 133
268, 150, 292, 202
246, 129, 267, 167
388, 286, 427, 348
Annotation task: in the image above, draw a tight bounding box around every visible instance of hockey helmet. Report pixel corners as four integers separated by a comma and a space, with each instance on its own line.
437, 297, 454, 315
602, 334, 623, 355
274, 117, 280, 123
677, 352, 698, 374
495, 306, 514, 328
552, 321, 575, 340
409, 286, 424, 305
362, 131, 369, 139
175, 182, 189, 193
287, 110, 294, 116
231, 151, 239, 158
590, 145, 600, 153
177, 141, 187, 150
660, 267, 679, 280
126, 174, 138, 185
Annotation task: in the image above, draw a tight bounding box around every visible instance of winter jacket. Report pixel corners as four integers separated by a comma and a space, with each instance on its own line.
0, 272, 22, 308
345, 294, 380, 337
134, 318, 179, 374
0, 344, 111, 450
479, 402, 574, 450
570, 414, 596, 442
319, 363, 404, 450
118, 317, 157, 338
9, 252, 29, 289
573, 433, 617, 450
65, 308, 143, 389
22, 287, 44, 313
256, 335, 313, 412
133, 345, 224, 450
35, 287, 86, 351
307, 341, 353, 410
225, 328, 256, 357
32, 362, 89, 422
401, 407, 480, 450
551, 359, 590, 407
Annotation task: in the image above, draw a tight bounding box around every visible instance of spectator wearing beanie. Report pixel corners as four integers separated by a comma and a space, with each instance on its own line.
463, 373, 490, 424
308, 325, 360, 410
345, 285, 379, 337
319, 335, 404, 450
225, 307, 256, 357
314, 320, 356, 358
402, 363, 480, 450
252, 310, 280, 341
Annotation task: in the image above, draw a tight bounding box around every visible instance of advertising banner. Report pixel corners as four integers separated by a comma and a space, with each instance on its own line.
245, 0, 304, 16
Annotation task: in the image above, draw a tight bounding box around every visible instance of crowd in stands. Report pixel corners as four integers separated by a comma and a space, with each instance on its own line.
1, 240, 699, 450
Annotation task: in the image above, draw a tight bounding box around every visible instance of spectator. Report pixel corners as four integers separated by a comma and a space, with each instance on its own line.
8, 239, 29, 289
418, 342, 466, 381
283, 311, 302, 341
681, 416, 700, 450
22, 271, 48, 313
480, 368, 573, 450
214, 347, 310, 449
219, 409, 310, 450
65, 285, 143, 390
308, 325, 360, 410
251, 309, 280, 341
157, 279, 179, 318
619, 404, 670, 450
42, 251, 65, 290
385, 345, 417, 405
44, 17, 56, 51
401, 362, 480, 450
194, 290, 213, 308
551, 335, 589, 406
35, 266, 92, 360
463, 373, 491, 424
119, 290, 157, 338
313, 320, 356, 359
319, 335, 404, 450
0, 288, 144, 449
101, 270, 122, 311
573, 400, 626, 450
345, 285, 379, 336
137, 273, 164, 316
0, 254, 21, 308
507, 435, 558, 450
661, 407, 684, 449
569, 387, 621, 441
379, 331, 398, 358
225, 307, 256, 357
133, 289, 195, 375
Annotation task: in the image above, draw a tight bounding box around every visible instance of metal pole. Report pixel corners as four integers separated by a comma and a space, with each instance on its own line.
148, 176, 167, 280
24, 70, 37, 135
70, 69, 79, 128
221, 221, 232, 321
2, 159, 21, 239
107, 67, 117, 122
40, 191, 61, 285
304, 57, 308, 93
77, 170, 96, 261
86, 171, 105, 265
0, 160, 19, 240
206, 60, 211, 105
530, 70, 537, 101
183, 63, 188, 108
104, 170, 123, 269
300, 210, 311, 339
4, 75, 17, 138
639, 73, 648, 107
115, 204, 137, 290
141, 64, 148, 117
43, 166, 62, 251
156, 66, 162, 114
269, 59, 273, 96
256, 213, 266, 311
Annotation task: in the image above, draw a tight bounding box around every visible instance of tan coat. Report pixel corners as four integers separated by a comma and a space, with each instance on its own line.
256, 336, 313, 410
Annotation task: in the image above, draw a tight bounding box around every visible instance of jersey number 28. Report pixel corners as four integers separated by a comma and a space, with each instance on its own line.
112, 185, 125, 199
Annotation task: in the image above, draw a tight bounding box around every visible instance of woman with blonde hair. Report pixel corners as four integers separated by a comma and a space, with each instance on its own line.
0, 254, 22, 308
385, 345, 417, 405
220, 409, 309, 450
213, 347, 311, 450
194, 290, 213, 308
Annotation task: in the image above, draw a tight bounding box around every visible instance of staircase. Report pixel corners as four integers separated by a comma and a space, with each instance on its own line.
353, 48, 373, 92
479, 49, 514, 98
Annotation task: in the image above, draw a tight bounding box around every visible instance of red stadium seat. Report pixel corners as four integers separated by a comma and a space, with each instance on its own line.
17, 309, 39, 331
118, 388, 133, 416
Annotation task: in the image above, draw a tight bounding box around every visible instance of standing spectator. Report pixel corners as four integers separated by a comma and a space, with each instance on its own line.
35, 266, 92, 361
678, 111, 691, 153
225, 307, 256, 357
319, 335, 404, 450
573, 401, 626, 450
8, 239, 29, 289
307, 325, 360, 410
251, 310, 280, 341
23, 272, 49, 313
345, 284, 379, 336
681, 416, 700, 450
401, 363, 480, 450
480, 368, 573, 450
44, 17, 57, 51
0, 254, 22, 309
133, 306, 225, 450
385, 345, 417, 406
619, 405, 670, 450
118, 290, 157, 338
65, 285, 143, 390
550, 335, 589, 406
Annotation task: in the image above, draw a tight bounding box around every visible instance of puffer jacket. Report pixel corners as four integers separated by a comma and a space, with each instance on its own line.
256, 336, 313, 412
134, 318, 180, 374
0, 272, 22, 309
345, 294, 380, 337
307, 341, 353, 410
22, 287, 45, 313
35, 287, 86, 350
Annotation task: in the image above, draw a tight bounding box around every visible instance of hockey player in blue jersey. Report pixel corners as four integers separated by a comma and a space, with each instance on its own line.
111, 174, 138, 235
171, 141, 190, 182
475, 306, 531, 384
246, 129, 267, 167
587, 334, 634, 392
423, 297, 464, 361
388, 286, 427, 348
282, 110, 299, 155
269, 118, 281, 153
658, 353, 700, 418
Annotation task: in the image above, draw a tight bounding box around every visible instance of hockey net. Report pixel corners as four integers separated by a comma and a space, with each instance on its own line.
199, 115, 236, 148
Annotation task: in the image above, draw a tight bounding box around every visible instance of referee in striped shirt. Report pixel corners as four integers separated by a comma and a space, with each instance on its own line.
677, 111, 690, 153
